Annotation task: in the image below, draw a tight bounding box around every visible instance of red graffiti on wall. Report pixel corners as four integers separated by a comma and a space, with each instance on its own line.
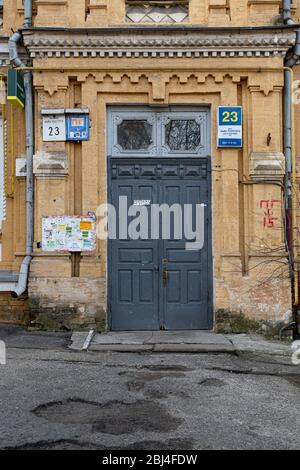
260, 200, 281, 228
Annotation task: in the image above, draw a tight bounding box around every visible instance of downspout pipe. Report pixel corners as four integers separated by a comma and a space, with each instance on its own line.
8, 1, 33, 298
284, 27, 300, 207
284, 25, 300, 334
284, 67, 292, 197
284, 28, 300, 213
283, 0, 295, 25
24, 0, 33, 28
286, 28, 300, 67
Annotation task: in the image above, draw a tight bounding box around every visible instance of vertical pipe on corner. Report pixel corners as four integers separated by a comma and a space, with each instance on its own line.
283, 0, 300, 322
23, 0, 33, 28
9, 0, 34, 297
283, 0, 298, 25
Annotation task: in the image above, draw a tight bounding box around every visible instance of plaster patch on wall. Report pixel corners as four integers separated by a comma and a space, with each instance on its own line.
33, 151, 68, 176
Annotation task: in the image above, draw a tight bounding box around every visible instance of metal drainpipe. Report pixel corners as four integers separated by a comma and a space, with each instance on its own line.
8, 1, 33, 298
285, 28, 300, 225
23, 0, 33, 28
283, 0, 295, 25
283, 1, 296, 211
285, 26, 300, 335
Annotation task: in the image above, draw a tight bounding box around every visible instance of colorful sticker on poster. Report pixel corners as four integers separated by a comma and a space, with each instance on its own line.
80, 221, 92, 231
217, 106, 243, 148
42, 216, 96, 252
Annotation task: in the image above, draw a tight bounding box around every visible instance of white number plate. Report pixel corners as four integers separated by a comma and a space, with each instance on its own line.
43, 115, 66, 142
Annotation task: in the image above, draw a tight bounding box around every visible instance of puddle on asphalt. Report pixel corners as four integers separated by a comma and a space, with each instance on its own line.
139, 365, 193, 372
198, 378, 227, 387
120, 370, 186, 382
32, 398, 182, 435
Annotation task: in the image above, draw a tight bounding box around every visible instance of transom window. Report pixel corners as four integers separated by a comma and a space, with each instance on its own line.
117, 120, 153, 151
109, 109, 208, 157
126, 0, 189, 24
165, 120, 201, 152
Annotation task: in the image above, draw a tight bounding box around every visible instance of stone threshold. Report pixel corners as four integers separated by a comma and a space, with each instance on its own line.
70, 330, 235, 353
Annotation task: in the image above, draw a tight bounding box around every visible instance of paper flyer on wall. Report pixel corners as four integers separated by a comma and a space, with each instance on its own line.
42, 216, 96, 252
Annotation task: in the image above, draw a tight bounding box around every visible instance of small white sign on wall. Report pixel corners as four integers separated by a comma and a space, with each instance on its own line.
42, 115, 66, 142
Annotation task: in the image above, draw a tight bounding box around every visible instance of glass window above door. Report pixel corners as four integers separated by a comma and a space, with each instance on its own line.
125, 1, 189, 24
117, 120, 153, 151
109, 109, 208, 158
164, 119, 202, 152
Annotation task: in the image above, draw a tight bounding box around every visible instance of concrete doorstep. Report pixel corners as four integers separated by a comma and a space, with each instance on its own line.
69, 330, 294, 356
70, 330, 235, 353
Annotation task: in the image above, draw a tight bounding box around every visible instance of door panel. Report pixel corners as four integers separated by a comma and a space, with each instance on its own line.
109, 158, 211, 331
162, 179, 210, 330
108, 107, 212, 331
110, 178, 160, 330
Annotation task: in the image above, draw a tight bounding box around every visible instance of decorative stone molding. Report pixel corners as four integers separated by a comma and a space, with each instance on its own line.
249, 151, 285, 180
33, 151, 68, 177
33, 70, 284, 101
23, 27, 295, 60
34, 73, 69, 96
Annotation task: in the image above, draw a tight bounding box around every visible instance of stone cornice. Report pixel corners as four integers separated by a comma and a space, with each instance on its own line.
22, 28, 296, 60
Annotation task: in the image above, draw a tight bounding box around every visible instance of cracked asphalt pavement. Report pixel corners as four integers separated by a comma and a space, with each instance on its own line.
0, 325, 300, 450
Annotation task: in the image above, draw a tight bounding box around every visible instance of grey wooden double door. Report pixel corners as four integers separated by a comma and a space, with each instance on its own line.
108, 108, 212, 331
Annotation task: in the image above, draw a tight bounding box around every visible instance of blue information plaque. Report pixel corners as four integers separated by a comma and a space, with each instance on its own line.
217, 106, 243, 148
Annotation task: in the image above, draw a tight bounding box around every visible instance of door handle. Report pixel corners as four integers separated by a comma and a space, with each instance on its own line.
163, 269, 169, 287
162, 258, 169, 287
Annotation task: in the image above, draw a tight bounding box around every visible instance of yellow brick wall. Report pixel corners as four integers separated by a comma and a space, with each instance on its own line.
0, 1, 299, 329
26, 56, 292, 327
2, 0, 300, 30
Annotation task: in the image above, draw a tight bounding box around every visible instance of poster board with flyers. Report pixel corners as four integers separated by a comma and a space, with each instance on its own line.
42, 216, 96, 252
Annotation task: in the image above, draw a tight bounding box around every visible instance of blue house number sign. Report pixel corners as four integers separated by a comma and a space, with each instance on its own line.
217, 106, 243, 148
66, 114, 90, 141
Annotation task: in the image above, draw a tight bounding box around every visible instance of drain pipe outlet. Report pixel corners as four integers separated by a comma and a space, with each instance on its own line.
286, 28, 300, 68
9, 4, 34, 298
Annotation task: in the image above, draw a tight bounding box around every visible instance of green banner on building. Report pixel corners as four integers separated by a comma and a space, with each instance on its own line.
7, 70, 25, 108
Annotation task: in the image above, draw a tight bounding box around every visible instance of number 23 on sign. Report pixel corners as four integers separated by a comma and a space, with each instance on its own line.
221, 110, 239, 123
42, 115, 66, 142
